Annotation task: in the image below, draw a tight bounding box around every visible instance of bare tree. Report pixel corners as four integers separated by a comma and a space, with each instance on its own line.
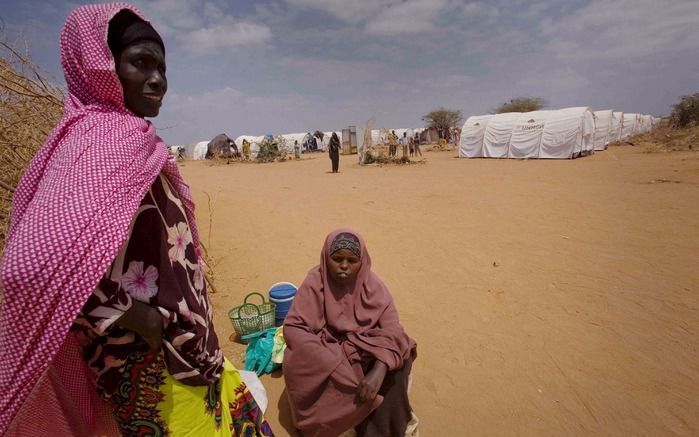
422, 108, 463, 139
492, 96, 546, 114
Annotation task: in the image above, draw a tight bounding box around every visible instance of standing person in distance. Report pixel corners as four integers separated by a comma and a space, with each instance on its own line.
328, 132, 341, 173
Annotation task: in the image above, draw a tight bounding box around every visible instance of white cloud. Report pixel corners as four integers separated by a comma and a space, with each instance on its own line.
518, 66, 590, 90
278, 56, 393, 89
177, 19, 272, 55
285, 0, 450, 36
284, 0, 387, 24
132, 0, 272, 55
364, 0, 449, 36
159, 86, 317, 141
134, 0, 205, 33
540, 0, 699, 61
452, 1, 499, 19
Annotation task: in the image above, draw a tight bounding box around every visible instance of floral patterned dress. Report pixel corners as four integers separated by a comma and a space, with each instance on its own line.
72, 174, 274, 437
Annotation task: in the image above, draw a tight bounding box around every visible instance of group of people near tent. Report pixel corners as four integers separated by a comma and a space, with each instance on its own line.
458, 107, 660, 159
0, 4, 419, 437
385, 130, 423, 159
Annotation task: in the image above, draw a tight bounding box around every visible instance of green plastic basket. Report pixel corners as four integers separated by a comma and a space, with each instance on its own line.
228, 292, 276, 337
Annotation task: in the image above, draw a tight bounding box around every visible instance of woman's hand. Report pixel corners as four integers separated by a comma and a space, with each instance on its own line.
115, 300, 163, 353
357, 361, 388, 402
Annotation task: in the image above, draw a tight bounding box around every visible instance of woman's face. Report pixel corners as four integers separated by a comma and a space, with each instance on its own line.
116, 40, 167, 117
327, 248, 361, 283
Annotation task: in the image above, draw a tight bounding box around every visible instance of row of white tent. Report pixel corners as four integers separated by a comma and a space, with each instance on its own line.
181, 132, 337, 160
459, 107, 661, 159
234, 132, 336, 158
182, 128, 429, 160
232, 128, 429, 156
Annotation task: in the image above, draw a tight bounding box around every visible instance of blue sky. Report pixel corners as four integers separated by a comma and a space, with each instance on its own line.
2, 0, 698, 145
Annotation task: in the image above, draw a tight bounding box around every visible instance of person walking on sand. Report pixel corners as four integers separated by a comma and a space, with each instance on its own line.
294, 139, 301, 159
0, 4, 274, 436
409, 135, 415, 157
329, 132, 341, 173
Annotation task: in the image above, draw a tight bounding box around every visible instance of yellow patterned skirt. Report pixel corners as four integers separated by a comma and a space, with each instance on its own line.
106, 352, 274, 436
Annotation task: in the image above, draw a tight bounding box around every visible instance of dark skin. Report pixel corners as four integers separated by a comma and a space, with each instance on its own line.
328, 248, 388, 402
112, 38, 167, 351
115, 40, 167, 118
115, 300, 163, 352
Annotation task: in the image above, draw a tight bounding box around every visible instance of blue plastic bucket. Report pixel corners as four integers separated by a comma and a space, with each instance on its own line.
269, 282, 297, 326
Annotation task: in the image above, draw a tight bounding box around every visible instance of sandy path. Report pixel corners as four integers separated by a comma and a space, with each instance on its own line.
179, 146, 699, 436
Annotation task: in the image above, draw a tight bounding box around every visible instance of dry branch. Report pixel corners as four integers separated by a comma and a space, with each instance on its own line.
0, 36, 64, 251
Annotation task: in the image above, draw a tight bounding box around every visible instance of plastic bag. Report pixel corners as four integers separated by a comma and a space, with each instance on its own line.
242, 327, 279, 376
271, 326, 286, 364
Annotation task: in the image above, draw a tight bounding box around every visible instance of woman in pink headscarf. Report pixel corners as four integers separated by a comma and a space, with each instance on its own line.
0, 3, 273, 436
283, 229, 418, 437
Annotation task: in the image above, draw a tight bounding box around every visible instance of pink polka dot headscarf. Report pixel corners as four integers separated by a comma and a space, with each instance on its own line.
0, 3, 201, 432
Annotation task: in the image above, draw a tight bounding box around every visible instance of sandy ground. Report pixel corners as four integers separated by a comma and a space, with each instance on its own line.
179, 145, 699, 436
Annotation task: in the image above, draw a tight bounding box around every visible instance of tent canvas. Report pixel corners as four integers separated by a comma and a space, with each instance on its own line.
459, 115, 493, 158
183, 141, 208, 160
483, 112, 521, 158
540, 107, 594, 159
235, 135, 265, 157
509, 111, 551, 158
611, 111, 623, 143
459, 107, 594, 160
621, 113, 637, 138
278, 133, 307, 153
593, 110, 613, 150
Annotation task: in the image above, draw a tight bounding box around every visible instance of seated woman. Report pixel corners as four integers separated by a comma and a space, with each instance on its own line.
0, 4, 273, 436
283, 229, 417, 437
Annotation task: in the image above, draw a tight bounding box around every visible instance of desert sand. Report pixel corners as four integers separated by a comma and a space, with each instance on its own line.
179, 145, 698, 436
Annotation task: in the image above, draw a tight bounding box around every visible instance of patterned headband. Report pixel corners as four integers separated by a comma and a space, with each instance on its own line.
330, 233, 361, 258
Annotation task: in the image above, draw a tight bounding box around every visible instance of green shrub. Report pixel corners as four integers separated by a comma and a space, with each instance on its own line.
492, 96, 546, 114
255, 136, 288, 163
670, 93, 699, 128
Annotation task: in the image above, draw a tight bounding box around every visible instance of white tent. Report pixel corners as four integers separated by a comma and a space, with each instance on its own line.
460, 107, 594, 159
235, 135, 265, 157
181, 141, 209, 160
540, 107, 595, 158
635, 114, 644, 134
621, 113, 637, 139
509, 110, 551, 158
610, 111, 623, 143
278, 132, 307, 153
459, 115, 494, 157
483, 112, 521, 157
593, 110, 613, 150
632, 114, 643, 135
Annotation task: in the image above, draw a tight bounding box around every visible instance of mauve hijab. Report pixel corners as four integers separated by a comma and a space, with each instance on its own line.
283, 229, 416, 436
